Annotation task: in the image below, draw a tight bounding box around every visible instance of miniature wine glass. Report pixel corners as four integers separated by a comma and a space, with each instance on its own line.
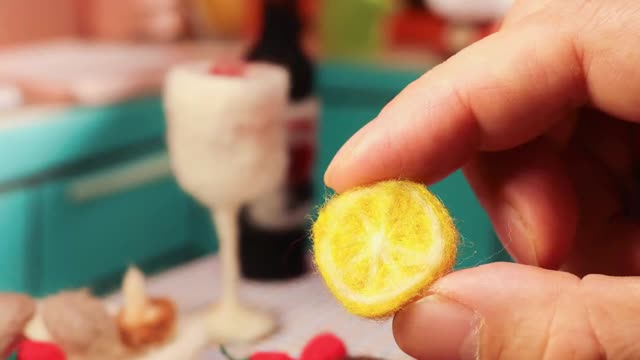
163, 60, 289, 343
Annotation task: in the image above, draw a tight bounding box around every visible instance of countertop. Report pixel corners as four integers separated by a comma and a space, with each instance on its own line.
105, 255, 411, 360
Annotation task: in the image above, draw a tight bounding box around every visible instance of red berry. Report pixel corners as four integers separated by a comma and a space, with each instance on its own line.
2, 335, 24, 358
300, 333, 347, 360
17, 340, 65, 360
209, 61, 247, 76
250, 351, 294, 360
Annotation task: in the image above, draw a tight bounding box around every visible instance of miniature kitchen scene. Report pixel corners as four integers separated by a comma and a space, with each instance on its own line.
0, 0, 512, 359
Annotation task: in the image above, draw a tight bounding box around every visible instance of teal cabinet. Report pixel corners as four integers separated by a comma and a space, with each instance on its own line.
39, 151, 191, 294
0, 97, 209, 296
0, 188, 39, 293
0, 97, 167, 185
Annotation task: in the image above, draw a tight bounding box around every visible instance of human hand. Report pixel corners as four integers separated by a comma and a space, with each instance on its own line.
325, 0, 640, 358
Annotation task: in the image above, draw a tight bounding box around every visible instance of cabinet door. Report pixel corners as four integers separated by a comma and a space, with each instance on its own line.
39, 151, 191, 293
317, 104, 510, 269
0, 188, 39, 293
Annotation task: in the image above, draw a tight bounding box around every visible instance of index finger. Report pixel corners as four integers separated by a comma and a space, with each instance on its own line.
327, 0, 640, 192
324, 19, 586, 192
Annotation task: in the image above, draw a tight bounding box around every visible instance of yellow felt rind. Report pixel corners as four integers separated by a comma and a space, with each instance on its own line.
312, 180, 458, 319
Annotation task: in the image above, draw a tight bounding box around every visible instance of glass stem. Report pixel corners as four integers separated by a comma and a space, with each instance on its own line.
211, 205, 240, 308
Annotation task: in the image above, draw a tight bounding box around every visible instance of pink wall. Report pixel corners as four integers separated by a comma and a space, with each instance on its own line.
0, 0, 188, 47
83, 0, 188, 42
0, 0, 78, 47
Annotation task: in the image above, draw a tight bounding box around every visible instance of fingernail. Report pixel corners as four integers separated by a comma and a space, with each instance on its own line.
394, 294, 481, 360
324, 123, 370, 187
500, 204, 538, 266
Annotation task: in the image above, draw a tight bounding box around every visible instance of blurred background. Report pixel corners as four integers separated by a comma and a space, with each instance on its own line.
0, 0, 512, 298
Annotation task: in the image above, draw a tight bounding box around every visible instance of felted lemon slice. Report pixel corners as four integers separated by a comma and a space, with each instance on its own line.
312, 180, 458, 319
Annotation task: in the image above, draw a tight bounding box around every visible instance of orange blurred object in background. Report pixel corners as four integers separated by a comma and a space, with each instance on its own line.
191, 0, 248, 38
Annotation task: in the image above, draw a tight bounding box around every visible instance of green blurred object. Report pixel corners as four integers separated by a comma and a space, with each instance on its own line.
314, 62, 512, 269
7, 351, 17, 360
320, 0, 392, 61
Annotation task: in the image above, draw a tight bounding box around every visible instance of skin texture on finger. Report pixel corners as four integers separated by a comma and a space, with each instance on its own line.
543, 110, 578, 148
560, 116, 640, 276
581, 273, 640, 357
576, 110, 638, 203
578, 0, 640, 123
563, 219, 640, 277
462, 138, 577, 269
460, 105, 639, 278
393, 262, 640, 360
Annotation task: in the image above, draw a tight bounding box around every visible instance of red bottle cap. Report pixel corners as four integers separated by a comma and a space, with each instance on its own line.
209, 60, 247, 76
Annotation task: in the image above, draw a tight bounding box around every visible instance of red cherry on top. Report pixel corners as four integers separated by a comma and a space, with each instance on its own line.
300, 332, 347, 360
209, 61, 247, 76
17, 340, 66, 360
250, 351, 294, 360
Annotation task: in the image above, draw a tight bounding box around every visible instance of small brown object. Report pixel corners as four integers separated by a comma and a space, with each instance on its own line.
116, 297, 176, 349
40, 290, 126, 357
115, 266, 177, 351
0, 293, 36, 354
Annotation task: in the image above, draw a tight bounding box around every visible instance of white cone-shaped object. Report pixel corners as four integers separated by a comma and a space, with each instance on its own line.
121, 266, 149, 324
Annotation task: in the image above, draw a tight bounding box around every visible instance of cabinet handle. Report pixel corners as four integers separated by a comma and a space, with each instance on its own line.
68, 151, 172, 202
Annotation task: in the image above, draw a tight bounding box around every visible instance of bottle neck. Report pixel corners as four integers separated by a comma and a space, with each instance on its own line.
248, 0, 314, 101
406, 0, 426, 10
258, 0, 301, 44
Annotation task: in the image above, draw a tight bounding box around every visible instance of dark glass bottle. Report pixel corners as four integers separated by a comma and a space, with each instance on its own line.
239, 0, 316, 280
406, 0, 426, 10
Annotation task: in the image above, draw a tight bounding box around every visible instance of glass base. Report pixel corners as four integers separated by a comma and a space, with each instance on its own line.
206, 303, 276, 344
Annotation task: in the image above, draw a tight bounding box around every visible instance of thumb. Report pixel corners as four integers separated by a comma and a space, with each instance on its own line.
393, 262, 640, 360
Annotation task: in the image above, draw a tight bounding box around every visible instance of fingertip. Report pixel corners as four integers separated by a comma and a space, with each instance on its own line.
323, 119, 376, 193
324, 87, 481, 192
323, 163, 337, 192
400, 263, 639, 359
393, 295, 480, 360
